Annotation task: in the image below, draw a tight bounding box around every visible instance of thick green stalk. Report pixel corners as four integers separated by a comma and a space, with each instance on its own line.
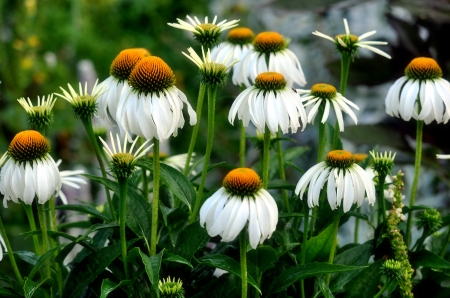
22, 203, 41, 255
300, 201, 310, 298
378, 174, 387, 223
190, 86, 217, 223
276, 130, 289, 212
325, 211, 340, 285
354, 208, 360, 243
81, 117, 117, 221
240, 122, 246, 167
183, 82, 206, 176
47, 198, 63, 295
240, 231, 248, 298
405, 120, 423, 247
0, 216, 24, 286
151, 139, 160, 256
262, 126, 271, 190
332, 53, 351, 150
118, 176, 130, 278
37, 203, 51, 280
139, 139, 150, 202
317, 107, 326, 163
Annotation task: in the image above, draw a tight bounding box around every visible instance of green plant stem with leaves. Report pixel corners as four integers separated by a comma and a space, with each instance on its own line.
37, 203, 51, 281
405, 120, 423, 248
190, 86, 217, 223
326, 211, 340, 286
240, 231, 248, 298
22, 203, 41, 255
183, 82, 206, 176
0, 216, 24, 286
440, 226, 450, 258
118, 176, 130, 279
262, 127, 271, 190
81, 117, 117, 222
151, 139, 161, 256
276, 130, 290, 212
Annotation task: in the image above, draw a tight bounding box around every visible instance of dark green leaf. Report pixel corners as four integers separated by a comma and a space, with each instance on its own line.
268, 179, 295, 191
302, 222, 335, 263
29, 244, 69, 280
13, 251, 39, 266
100, 279, 131, 298
286, 162, 305, 174
129, 247, 163, 297
123, 189, 152, 238
84, 223, 119, 236
163, 253, 193, 268
403, 204, 431, 214
316, 277, 335, 298
269, 262, 364, 294
24, 277, 52, 298
410, 250, 450, 269
275, 243, 301, 257
196, 254, 261, 293
0, 287, 22, 298
55, 204, 109, 222
58, 220, 92, 230
247, 245, 278, 273
344, 259, 383, 298
171, 222, 209, 260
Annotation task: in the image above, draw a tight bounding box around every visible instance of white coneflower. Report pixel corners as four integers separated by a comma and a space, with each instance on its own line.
211, 27, 255, 86
385, 57, 450, 124
0, 130, 61, 207
0, 233, 7, 261
17, 94, 57, 129
200, 168, 278, 249
229, 72, 307, 134
55, 79, 104, 120
298, 83, 359, 131
234, 31, 307, 88
295, 150, 376, 212
97, 48, 151, 126
313, 18, 391, 59
168, 15, 239, 48
116, 56, 197, 143
55, 160, 86, 205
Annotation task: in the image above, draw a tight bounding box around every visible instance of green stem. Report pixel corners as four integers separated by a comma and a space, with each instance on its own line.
325, 211, 340, 286
332, 52, 351, 150
183, 82, 206, 176
373, 280, 393, 298
0, 216, 24, 286
262, 126, 271, 190
440, 226, 450, 258
151, 139, 160, 256
240, 231, 248, 298
354, 208, 360, 243
140, 139, 150, 203
379, 174, 387, 223
81, 117, 117, 222
47, 198, 63, 295
317, 107, 326, 163
300, 201, 310, 298
22, 203, 41, 255
190, 86, 217, 223
240, 122, 246, 167
276, 130, 289, 212
405, 120, 423, 247
118, 176, 130, 279
37, 203, 51, 280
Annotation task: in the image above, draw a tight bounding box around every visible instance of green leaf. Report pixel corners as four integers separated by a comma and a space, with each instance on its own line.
29, 244, 69, 280
13, 251, 39, 266
24, 277, 52, 298
278, 213, 305, 218
123, 190, 152, 238
128, 247, 163, 297
286, 161, 305, 174
403, 204, 431, 214
58, 220, 92, 230
136, 159, 195, 210
189, 161, 227, 182
410, 250, 450, 269
163, 253, 193, 268
247, 245, 278, 273
269, 262, 364, 294
196, 254, 261, 293
84, 223, 119, 236
100, 279, 132, 298
283, 146, 310, 162
86, 174, 146, 205
301, 222, 335, 263
55, 204, 110, 222
0, 287, 22, 298
171, 222, 209, 260
275, 243, 301, 257
268, 179, 295, 191
316, 277, 335, 298
344, 259, 383, 298
64, 239, 138, 298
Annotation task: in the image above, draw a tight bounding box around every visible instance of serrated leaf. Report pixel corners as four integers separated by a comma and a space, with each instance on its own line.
100, 279, 131, 298
410, 250, 450, 269
196, 254, 261, 293
269, 262, 364, 294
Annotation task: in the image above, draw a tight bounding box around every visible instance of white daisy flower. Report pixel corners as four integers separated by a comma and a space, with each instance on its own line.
55, 160, 87, 205
0, 233, 6, 261
210, 27, 255, 86
99, 132, 153, 179
182, 46, 238, 88
312, 18, 391, 59
437, 154, 450, 159
97, 48, 151, 126
55, 79, 104, 120
200, 168, 278, 249
229, 71, 307, 134
234, 31, 307, 88
385, 57, 450, 124
295, 150, 376, 212
0, 130, 61, 207
297, 83, 359, 132
116, 56, 197, 143
168, 15, 239, 48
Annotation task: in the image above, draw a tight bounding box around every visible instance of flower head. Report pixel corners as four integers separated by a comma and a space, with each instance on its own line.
416, 208, 442, 232
385, 57, 450, 124
0, 130, 61, 207
17, 94, 56, 129
381, 259, 404, 282
211, 27, 255, 86
116, 56, 197, 142
182, 46, 238, 88
200, 168, 278, 249
158, 277, 184, 298
370, 151, 396, 178
168, 15, 239, 48
97, 48, 151, 126
234, 31, 306, 87
229, 72, 307, 134
99, 132, 152, 179
295, 150, 376, 212
55, 80, 104, 119
298, 83, 359, 131
313, 18, 391, 59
